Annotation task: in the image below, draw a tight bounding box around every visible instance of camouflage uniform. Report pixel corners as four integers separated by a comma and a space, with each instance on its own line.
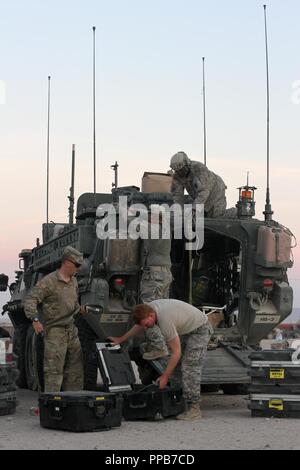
140, 235, 172, 354
171, 322, 213, 403
24, 247, 84, 392
170, 152, 227, 217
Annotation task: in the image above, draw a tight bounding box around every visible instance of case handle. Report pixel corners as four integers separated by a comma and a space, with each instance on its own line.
129, 401, 147, 409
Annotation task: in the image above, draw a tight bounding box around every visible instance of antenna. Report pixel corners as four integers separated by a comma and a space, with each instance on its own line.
93, 26, 97, 195
202, 57, 207, 166
263, 5, 273, 222
111, 161, 119, 189
68, 144, 76, 225
46, 76, 51, 238
247, 171, 249, 186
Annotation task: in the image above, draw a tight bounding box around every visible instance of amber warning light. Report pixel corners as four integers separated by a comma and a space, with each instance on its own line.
242, 190, 253, 200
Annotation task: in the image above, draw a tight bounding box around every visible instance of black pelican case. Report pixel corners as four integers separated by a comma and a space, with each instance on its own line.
96, 343, 185, 420
249, 394, 300, 418
249, 349, 300, 394
39, 391, 123, 432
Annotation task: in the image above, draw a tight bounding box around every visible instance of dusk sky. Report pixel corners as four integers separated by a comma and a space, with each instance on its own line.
0, 0, 299, 314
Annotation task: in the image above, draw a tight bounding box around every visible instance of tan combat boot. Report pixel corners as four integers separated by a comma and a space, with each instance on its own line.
176, 402, 202, 421
142, 349, 168, 360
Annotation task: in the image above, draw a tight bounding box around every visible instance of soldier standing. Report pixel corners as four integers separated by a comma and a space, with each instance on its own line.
24, 246, 84, 392
110, 299, 213, 421
139, 208, 172, 361
170, 151, 227, 217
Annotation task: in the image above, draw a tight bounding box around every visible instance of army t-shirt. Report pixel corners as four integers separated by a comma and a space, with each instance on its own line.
149, 299, 208, 342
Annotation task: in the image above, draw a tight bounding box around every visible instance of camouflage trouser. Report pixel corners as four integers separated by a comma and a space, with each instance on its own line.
140, 268, 172, 353
171, 322, 213, 403
43, 324, 84, 392
140, 268, 172, 304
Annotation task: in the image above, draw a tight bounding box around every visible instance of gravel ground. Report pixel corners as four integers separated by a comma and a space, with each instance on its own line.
0, 389, 300, 450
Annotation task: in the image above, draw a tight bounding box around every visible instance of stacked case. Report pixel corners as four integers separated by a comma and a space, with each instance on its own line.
248, 349, 300, 418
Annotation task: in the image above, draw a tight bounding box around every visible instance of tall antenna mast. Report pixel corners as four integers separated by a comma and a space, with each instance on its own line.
263, 5, 273, 222
68, 144, 76, 226
46, 76, 51, 238
202, 57, 207, 166
93, 26, 97, 195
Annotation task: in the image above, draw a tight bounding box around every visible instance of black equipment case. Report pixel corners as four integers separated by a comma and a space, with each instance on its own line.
249, 394, 300, 418
249, 349, 300, 394
39, 391, 123, 432
96, 343, 185, 420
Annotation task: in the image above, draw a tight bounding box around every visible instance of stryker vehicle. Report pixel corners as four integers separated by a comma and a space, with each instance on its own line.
1, 176, 295, 393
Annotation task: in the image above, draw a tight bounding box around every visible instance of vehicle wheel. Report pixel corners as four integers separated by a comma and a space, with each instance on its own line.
76, 316, 98, 390
25, 326, 44, 391
221, 384, 249, 395
13, 324, 29, 389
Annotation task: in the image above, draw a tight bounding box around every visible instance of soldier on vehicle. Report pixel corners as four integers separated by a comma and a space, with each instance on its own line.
109, 299, 213, 421
139, 207, 173, 361
24, 246, 84, 392
170, 151, 227, 217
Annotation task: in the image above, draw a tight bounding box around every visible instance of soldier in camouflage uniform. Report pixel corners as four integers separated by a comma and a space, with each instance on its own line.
139, 209, 173, 361
170, 151, 227, 217
110, 299, 213, 421
24, 246, 84, 392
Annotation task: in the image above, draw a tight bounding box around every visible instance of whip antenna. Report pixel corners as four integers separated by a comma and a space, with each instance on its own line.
202, 57, 207, 166
263, 5, 273, 222
93, 26, 97, 195
46, 76, 51, 238
68, 144, 76, 226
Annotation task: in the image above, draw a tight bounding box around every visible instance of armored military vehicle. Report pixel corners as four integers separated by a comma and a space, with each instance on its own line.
1, 176, 295, 394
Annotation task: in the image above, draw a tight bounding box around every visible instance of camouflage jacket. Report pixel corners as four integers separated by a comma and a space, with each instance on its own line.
24, 270, 80, 328
171, 160, 227, 216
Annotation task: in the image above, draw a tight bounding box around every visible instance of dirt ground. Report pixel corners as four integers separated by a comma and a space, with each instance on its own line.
0, 389, 300, 450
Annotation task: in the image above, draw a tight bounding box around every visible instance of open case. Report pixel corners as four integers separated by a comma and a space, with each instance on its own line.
96, 342, 185, 420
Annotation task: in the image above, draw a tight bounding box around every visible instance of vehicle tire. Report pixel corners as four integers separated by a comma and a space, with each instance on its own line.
76, 316, 98, 390
13, 324, 29, 389
221, 384, 249, 395
24, 326, 44, 391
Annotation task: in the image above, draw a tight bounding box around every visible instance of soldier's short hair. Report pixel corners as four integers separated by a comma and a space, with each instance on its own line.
132, 304, 155, 324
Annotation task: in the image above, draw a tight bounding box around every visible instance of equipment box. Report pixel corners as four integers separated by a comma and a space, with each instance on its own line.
249, 349, 300, 394
249, 394, 300, 418
39, 391, 123, 432
123, 384, 185, 421
96, 343, 185, 420
249, 350, 298, 362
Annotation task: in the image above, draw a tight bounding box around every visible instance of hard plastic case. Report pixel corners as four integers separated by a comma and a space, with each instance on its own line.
39, 391, 123, 432
96, 343, 185, 420
249, 394, 300, 418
